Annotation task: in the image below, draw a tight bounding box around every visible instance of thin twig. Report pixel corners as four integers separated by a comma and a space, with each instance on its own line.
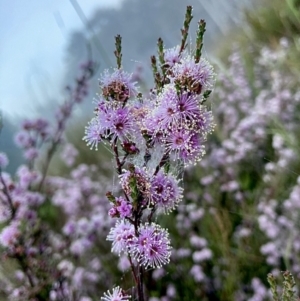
0, 170, 16, 219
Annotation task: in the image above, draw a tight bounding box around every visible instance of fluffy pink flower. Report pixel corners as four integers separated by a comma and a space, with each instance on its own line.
101, 286, 130, 301
0, 152, 9, 168
0, 222, 20, 247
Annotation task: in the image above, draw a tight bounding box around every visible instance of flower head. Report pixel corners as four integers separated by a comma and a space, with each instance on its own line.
197, 107, 215, 136
119, 167, 150, 200
109, 197, 133, 218
164, 46, 182, 68
154, 85, 202, 131
100, 69, 138, 102
107, 220, 135, 254
84, 101, 138, 147
109, 107, 137, 141
61, 143, 79, 167
170, 56, 214, 94
83, 118, 102, 150
14, 131, 34, 148
130, 223, 171, 268
150, 171, 183, 213
116, 197, 133, 218
0, 222, 20, 247
24, 148, 39, 160
0, 152, 9, 169
101, 286, 131, 301
165, 128, 205, 165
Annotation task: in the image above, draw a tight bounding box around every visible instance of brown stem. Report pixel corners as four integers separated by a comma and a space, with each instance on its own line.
137, 265, 145, 301
147, 206, 156, 223
37, 140, 59, 191
112, 137, 145, 300
128, 255, 138, 284
120, 153, 129, 167
0, 170, 16, 219
112, 138, 123, 174
154, 153, 170, 175
16, 254, 35, 288
38, 64, 94, 191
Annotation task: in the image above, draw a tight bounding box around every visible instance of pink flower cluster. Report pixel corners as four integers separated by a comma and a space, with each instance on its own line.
0, 62, 104, 300
83, 9, 215, 300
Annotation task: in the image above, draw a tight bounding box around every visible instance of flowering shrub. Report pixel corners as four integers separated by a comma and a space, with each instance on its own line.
83, 6, 215, 300
0, 6, 215, 301
1, 2, 300, 301
0, 61, 104, 301
176, 39, 300, 300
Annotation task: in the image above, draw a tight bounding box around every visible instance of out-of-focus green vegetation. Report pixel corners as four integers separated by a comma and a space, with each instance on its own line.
49, 0, 300, 299
245, 0, 300, 43
177, 0, 300, 299
216, 0, 300, 61
3, 0, 300, 300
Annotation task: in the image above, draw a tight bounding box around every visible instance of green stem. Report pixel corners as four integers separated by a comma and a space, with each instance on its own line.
114, 34, 122, 69
179, 6, 193, 54
195, 19, 206, 63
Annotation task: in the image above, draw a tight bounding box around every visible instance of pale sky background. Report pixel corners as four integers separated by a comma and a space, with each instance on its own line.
0, 0, 124, 119
0, 0, 254, 121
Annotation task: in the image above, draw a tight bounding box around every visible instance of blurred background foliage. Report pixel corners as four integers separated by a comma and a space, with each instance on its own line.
2, 0, 300, 300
